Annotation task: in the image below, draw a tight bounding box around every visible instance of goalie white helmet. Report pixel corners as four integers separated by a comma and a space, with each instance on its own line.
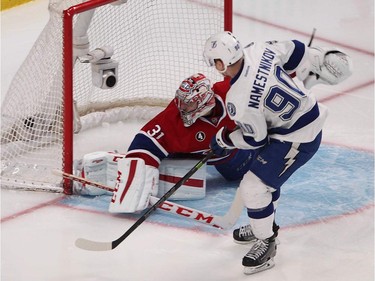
203, 31, 243, 72
175, 73, 215, 127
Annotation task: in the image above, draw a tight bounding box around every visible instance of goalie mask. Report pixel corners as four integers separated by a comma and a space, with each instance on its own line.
175, 73, 215, 127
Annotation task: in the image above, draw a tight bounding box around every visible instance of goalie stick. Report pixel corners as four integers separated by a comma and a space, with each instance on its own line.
53, 169, 243, 230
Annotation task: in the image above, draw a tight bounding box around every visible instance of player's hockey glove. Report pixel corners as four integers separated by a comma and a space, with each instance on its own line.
210, 126, 236, 157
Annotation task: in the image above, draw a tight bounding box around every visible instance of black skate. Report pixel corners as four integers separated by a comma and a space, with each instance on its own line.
233, 224, 256, 244
233, 222, 279, 244
242, 236, 277, 275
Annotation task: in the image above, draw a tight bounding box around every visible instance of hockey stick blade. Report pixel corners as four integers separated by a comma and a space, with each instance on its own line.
75, 238, 113, 251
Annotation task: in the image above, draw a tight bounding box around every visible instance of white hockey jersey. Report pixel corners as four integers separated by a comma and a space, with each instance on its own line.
227, 40, 328, 149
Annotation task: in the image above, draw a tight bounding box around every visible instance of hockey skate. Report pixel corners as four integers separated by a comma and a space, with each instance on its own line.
233, 224, 256, 244
242, 235, 277, 275
233, 222, 279, 244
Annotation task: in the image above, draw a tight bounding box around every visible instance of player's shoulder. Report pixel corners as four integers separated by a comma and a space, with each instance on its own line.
142, 100, 181, 129
156, 100, 179, 117
212, 77, 230, 96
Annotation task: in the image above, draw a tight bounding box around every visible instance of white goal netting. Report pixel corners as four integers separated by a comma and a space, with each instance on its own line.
1, 0, 229, 193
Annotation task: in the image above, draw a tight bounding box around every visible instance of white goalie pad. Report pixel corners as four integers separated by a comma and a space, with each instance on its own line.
157, 158, 207, 200
297, 47, 353, 89
109, 158, 159, 213
73, 151, 125, 195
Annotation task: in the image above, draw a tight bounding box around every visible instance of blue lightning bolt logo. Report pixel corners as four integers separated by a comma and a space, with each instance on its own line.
279, 143, 300, 176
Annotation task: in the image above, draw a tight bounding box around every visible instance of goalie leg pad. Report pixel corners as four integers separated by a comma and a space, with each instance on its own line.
157, 158, 206, 200
109, 158, 159, 213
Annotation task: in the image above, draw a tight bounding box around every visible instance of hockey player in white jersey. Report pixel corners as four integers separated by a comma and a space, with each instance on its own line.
203, 31, 352, 274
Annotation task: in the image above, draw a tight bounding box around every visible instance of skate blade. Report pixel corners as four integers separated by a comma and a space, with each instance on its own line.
243, 258, 275, 275
233, 239, 256, 245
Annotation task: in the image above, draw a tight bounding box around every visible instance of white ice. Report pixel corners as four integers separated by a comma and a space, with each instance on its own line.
1, 0, 374, 280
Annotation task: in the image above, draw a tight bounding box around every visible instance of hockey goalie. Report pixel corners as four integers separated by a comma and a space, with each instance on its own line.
73, 73, 256, 213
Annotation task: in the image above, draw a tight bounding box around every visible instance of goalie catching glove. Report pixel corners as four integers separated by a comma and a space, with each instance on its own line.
73, 151, 124, 196
296, 47, 353, 89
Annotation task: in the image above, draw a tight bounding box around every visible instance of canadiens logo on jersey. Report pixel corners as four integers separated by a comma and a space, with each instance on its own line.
195, 131, 206, 142
227, 102, 236, 117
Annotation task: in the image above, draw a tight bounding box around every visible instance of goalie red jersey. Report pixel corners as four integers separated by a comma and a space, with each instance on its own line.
126, 78, 236, 168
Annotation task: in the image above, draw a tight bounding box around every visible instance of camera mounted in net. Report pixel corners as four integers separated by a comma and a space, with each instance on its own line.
81, 46, 119, 89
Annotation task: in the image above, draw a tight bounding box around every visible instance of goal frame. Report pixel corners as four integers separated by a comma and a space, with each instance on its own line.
61, 0, 233, 194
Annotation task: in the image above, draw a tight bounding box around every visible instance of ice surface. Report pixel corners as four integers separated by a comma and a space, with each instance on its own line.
1, 0, 374, 280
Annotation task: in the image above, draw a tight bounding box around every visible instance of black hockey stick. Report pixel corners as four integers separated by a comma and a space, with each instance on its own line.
75, 150, 215, 251
54, 169, 243, 230
308, 27, 317, 47
290, 28, 317, 79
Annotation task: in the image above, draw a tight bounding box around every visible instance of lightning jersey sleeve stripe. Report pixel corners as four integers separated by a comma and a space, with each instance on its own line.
243, 135, 268, 149
283, 40, 306, 71
268, 102, 320, 136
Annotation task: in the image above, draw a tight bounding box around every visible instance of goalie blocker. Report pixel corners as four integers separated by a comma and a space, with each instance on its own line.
73, 151, 207, 212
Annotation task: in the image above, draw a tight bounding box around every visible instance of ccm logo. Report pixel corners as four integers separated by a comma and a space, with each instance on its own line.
158, 201, 221, 228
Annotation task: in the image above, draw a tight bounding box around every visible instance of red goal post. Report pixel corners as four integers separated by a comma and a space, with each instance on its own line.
1, 0, 232, 194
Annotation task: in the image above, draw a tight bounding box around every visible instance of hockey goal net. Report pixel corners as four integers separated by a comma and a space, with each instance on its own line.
1, 0, 232, 194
